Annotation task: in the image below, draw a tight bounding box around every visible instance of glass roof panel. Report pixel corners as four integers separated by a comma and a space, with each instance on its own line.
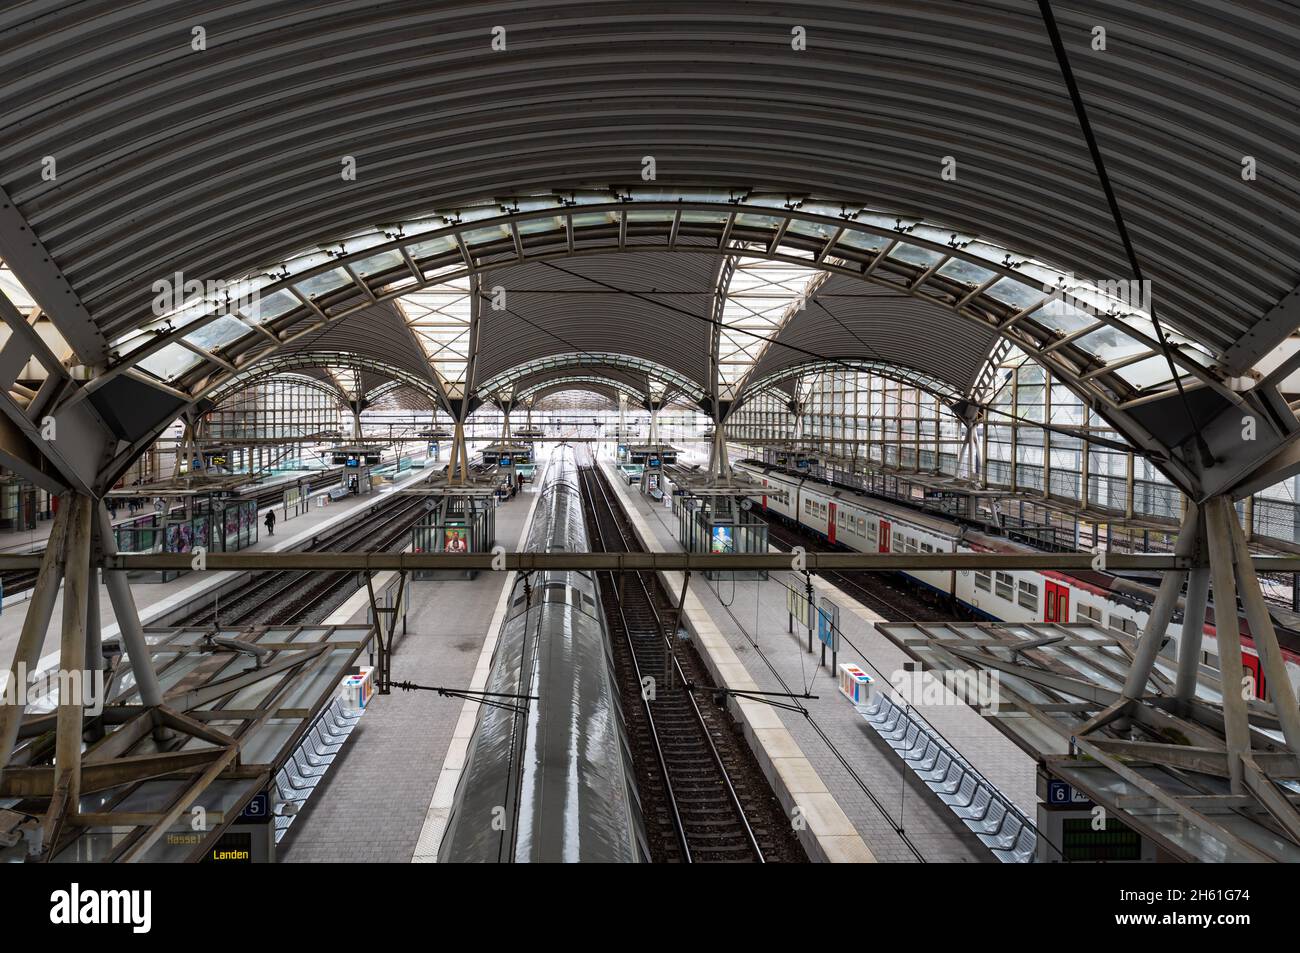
243, 289, 299, 325
937, 257, 996, 286
986, 277, 1049, 308
0, 259, 36, 311
1074, 325, 1153, 364
183, 314, 250, 352
1112, 355, 1179, 389
351, 249, 406, 278
407, 234, 458, 260
398, 276, 473, 399
717, 251, 820, 401
137, 341, 205, 381
1031, 299, 1100, 336
294, 268, 352, 299
834, 229, 889, 253
887, 242, 946, 267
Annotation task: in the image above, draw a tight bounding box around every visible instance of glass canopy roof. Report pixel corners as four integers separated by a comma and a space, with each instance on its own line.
101, 188, 1222, 421
716, 247, 822, 402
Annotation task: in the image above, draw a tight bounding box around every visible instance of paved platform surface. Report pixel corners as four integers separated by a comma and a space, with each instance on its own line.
604, 456, 1037, 862
280, 470, 541, 863
0, 464, 436, 691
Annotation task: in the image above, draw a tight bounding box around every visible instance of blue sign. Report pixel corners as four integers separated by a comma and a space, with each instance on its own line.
1046, 779, 1093, 806
499, 456, 512, 466
817, 598, 839, 649
239, 791, 271, 823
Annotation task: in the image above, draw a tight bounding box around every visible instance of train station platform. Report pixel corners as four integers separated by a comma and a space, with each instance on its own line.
601, 455, 1039, 863
0, 463, 428, 558
0, 463, 439, 695
279, 461, 548, 863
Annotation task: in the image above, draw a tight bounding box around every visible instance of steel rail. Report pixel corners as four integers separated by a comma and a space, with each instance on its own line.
578, 464, 692, 863
581, 460, 764, 863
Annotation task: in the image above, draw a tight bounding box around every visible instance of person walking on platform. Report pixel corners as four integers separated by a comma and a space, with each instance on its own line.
264, 508, 276, 537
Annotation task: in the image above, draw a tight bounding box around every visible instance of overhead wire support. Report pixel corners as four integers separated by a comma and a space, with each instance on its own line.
390, 680, 538, 716
706, 687, 820, 714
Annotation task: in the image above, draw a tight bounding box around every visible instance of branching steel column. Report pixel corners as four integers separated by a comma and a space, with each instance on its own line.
95, 505, 164, 710
44, 494, 93, 842
1174, 560, 1211, 707
1120, 505, 1198, 703
1205, 496, 1252, 793
1225, 499, 1300, 754
0, 501, 71, 784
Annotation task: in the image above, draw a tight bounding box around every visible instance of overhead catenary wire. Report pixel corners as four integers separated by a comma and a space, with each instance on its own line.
1038, 0, 1213, 468
632, 461, 926, 861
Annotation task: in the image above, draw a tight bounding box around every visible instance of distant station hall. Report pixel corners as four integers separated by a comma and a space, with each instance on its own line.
2, 1, 1300, 888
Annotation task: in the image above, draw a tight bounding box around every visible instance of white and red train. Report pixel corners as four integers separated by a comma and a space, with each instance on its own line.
736, 460, 1300, 702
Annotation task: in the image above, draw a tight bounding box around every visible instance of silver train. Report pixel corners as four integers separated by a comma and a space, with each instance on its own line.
438, 446, 649, 862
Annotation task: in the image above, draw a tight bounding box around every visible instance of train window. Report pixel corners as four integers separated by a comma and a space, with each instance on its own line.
858, 517, 866, 535
1077, 604, 1102, 625
1018, 581, 1039, 612
905, 536, 919, 553
893, 532, 904, 550
995, 572, 1014, 600
838, 511, 846, 527
1109, 616, 1139, 640
920, 542, 934, 554
866, 521, 876, 543
975, 570, 991, 591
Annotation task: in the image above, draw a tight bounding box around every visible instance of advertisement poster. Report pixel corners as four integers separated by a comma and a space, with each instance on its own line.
711, 525, 734, 553
444, 526, 468, 554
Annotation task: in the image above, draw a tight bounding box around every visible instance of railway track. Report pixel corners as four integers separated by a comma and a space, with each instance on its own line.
578, 459, 805, 863
178, 493, 429, 627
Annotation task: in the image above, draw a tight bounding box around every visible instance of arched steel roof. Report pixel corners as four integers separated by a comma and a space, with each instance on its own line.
0, 1, 1298, 500
475, 352, 705, 406
513, 376, 645, 407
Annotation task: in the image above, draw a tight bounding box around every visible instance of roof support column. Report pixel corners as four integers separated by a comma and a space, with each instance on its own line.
43, 493, 93, 847
1224, 496, 1300, 755
1204, 497, 1253, 793
708, 400, 733, 479
0, 500, 71, 784
1174, 556, 1211, 709
95, 504, 165, 715
1119, 505, 1197, 707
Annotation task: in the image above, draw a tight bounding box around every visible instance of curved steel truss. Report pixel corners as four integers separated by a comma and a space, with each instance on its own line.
67, 188, 1289, 495
740, 359, 964, 412
512, 374, 652, 407
473, 350, 704, 407
205, 351, 444, 410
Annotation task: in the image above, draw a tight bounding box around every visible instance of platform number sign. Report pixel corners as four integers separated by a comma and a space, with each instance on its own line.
239, 791, 271, 823
1046, 780, 1093, 807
